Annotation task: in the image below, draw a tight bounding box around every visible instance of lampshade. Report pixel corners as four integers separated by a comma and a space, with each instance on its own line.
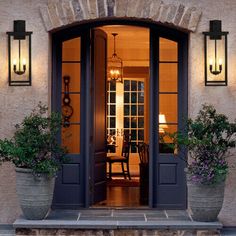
159, 114, 168, 133
107, 33, 123, 83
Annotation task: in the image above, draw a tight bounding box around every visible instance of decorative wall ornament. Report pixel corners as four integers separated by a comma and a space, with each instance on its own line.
62, 76, 73, 127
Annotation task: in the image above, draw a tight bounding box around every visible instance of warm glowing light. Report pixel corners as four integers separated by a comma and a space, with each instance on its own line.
108, 33, 123, 83
159, 114, 168, 133
12, 58, 26, 75
209, 59, 213, 66
22, 58, 26, 66
13, 59, 17, 66
219, 58, 222, 65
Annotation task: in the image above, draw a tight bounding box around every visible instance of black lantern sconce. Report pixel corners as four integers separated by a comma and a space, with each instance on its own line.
203, 20, 228, 86
7, 20, 32, 86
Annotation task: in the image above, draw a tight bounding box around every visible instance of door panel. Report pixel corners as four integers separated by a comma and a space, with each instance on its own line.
91, 29, 107, 204
52, 35, 84, 208
151, 32, 187, 209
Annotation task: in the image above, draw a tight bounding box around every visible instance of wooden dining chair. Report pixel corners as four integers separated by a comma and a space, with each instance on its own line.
137, 142, 149, 205
106, 132, 131, 180
137, 142, 149, 164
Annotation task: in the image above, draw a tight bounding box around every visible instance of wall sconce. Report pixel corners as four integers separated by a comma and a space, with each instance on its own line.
203, 20, 228, 86
7, 20, 32, 86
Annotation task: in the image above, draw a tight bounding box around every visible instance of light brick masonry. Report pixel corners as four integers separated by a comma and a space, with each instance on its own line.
39, 0, 202, 32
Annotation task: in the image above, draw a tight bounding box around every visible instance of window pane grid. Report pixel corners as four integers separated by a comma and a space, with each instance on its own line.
107, 82, 116, 137
124, 80, 144, 153
159, 37, 178, 154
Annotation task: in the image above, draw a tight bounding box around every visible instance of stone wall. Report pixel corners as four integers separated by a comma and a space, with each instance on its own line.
0, 0, 235, 225
16, 229, 220, 236
39, 0, 201, 32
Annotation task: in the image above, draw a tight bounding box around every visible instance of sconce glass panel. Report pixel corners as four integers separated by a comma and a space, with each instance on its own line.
7, 21, 32, 86
203, 20, 228, 86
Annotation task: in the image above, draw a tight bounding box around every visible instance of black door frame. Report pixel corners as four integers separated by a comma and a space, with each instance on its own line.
51, 19, 188, 209
150, 28, 188, 209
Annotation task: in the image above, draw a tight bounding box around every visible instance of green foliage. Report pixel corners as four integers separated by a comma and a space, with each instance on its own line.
0, 102, 67, 176
166, 104, 236, 185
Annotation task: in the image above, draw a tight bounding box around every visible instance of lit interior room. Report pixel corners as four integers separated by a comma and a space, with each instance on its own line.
60, 25, 178, 207
96, 25, 178, 207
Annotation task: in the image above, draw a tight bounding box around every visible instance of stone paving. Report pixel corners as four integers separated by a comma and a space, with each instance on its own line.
0, 211, 234, 235
0, 224, 15, 236
13, 209, 223, 235
14, 209, 222, 228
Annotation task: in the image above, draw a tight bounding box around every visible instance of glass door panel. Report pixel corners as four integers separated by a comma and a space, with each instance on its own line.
159, 37, 178, 154
159, 38, 178, 61
61, 37, 81, 154
159, 64, 177, 92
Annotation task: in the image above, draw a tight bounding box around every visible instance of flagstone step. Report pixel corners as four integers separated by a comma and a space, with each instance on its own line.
13, 209, 223, 235
0, 224, 15, 236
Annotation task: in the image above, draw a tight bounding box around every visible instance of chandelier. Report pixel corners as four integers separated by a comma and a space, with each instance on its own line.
107, 33, 123, 83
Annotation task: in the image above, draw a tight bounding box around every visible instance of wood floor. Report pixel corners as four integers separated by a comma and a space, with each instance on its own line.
95, 186, 140, 207
94, 178, 148, 207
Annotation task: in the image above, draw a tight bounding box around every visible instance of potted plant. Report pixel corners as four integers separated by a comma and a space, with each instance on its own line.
0, 103, 66, 220
166, 104, 236, 222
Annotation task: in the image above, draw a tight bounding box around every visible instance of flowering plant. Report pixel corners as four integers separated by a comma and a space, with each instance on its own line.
0, 103, 67, 176
168, 104, 236, 185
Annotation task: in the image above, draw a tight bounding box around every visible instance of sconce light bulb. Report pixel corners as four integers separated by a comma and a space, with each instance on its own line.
209, 59, 213, 66
219, 58, 222, 65
22, 58, 26, 66
13, 59, 17, 66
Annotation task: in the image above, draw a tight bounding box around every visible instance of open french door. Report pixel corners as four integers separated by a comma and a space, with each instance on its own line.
52, 29, 90, 208
90, 29, 107, 204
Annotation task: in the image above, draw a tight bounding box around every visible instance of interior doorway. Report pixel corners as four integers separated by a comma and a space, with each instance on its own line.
93, 25, 150, 207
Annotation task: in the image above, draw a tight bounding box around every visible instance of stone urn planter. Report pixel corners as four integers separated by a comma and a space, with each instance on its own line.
188, 180, 225, 222
15, 167, 55, 220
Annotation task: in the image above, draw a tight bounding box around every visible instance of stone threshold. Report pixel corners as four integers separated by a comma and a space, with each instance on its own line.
14, 219, 222, 230
13, 209, 223, 230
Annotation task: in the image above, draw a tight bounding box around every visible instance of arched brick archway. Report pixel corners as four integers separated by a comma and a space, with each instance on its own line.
39, 0, 201, 32
47, 0, 194, 209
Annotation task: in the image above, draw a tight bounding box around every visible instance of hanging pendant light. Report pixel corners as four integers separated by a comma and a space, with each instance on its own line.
108, 33, 123, 83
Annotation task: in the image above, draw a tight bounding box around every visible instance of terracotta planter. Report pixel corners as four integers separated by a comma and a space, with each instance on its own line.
188, 180, 225, 222
15, 167, 55, 220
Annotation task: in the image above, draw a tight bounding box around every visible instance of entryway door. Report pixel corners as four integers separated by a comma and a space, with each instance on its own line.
51, 28, 108, 208
90, 29, 107, 204
52, 23, 187, 209
150, 29, 187, 209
